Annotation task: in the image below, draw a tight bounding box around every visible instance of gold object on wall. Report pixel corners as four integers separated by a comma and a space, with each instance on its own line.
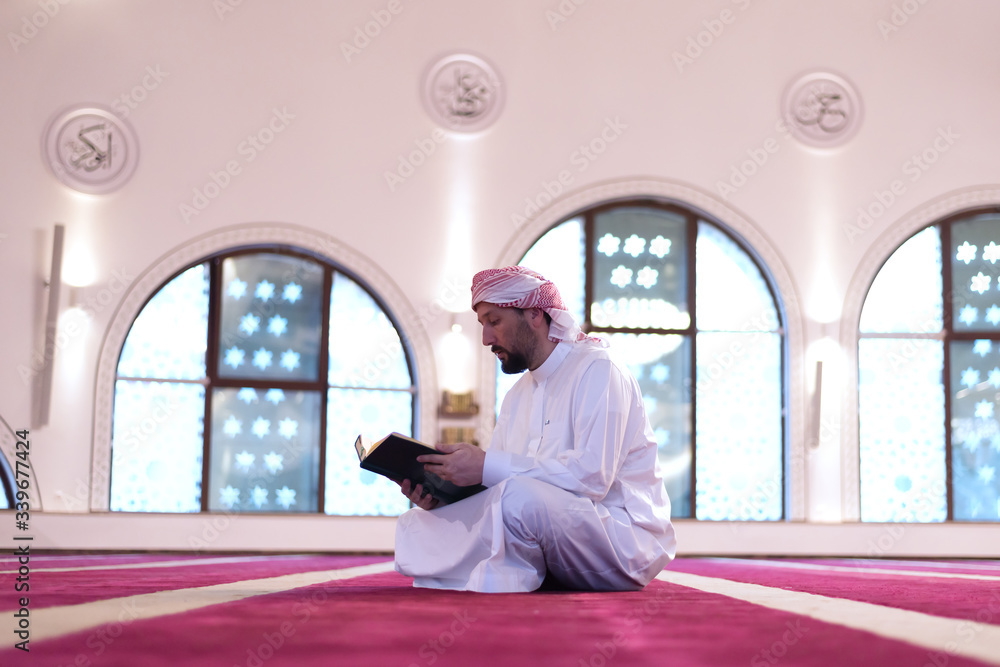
439, 427, 480, 447
439, 390, 479, 417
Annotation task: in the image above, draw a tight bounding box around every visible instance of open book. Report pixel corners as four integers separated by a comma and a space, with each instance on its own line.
354, 432, 486, 505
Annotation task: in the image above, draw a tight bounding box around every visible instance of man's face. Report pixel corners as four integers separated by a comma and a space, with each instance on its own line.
475, 303, 536, 374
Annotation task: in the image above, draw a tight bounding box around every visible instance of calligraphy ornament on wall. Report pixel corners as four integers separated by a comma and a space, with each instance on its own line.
43, 105, 139, 194
781, 71, 863, 149
421, 53, 504, 133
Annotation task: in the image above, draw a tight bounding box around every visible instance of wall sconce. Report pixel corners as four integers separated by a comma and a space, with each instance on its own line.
36, 224, 65, 428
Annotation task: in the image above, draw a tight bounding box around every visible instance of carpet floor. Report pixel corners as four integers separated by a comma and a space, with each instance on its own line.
1, 554, 998, 666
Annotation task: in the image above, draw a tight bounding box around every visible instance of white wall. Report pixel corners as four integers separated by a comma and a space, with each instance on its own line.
1, 0, 998, 554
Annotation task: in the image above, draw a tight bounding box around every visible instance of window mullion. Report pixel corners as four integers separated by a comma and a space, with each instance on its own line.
940, 222, 955, 521
317, 267, 333, 515
202, 257, 224, 513
584, 211, 595, 332
687, 214, 698, 518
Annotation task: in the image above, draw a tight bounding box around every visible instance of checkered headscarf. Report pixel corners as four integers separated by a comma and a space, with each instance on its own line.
471, 266, 606, 346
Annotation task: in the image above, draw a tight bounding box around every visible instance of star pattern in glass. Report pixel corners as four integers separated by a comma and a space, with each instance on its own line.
114, 251, 417, 517
950, 340, 1000, 520
500, 206, 784, 521
860, 212, 1000, 523
218, 254, 324, 381
209, 386, 320, 513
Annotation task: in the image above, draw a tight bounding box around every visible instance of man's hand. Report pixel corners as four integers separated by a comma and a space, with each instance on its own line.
417, 443, 485, 487
400, 479, 440, 510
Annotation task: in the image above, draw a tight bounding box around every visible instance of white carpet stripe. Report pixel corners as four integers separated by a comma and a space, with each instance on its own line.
856, 559, 1000, 573
30, 560, 396, 642
0, 555, 312, 575
657, 570, 1000, 666
700, 557, 1000, 582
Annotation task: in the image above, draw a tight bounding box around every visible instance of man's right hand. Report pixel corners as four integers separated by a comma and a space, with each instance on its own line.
400, 479, 440, 510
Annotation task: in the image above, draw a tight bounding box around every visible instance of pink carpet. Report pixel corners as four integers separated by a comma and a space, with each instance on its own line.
1, 555, 997, 667
0, 555, 386, 610
668, 558, 1000, 622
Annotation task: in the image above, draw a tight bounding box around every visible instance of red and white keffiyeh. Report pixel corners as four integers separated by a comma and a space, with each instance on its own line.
471, 266, 607, 346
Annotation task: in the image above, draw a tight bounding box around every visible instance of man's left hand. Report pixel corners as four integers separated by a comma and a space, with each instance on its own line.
417, 443, 485, 486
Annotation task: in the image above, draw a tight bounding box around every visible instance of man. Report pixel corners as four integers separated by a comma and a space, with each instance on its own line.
394, 266, 676, 592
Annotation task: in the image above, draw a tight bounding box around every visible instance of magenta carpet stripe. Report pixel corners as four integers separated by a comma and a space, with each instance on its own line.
787, 558, 1000, 577
0, 554, 209, 569
0, 555, 391, 611
668, 559, 1000, 625
0, 554, 316, 574
3, 570, 994, 667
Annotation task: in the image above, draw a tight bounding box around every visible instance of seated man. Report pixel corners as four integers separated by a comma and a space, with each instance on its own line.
394, 266, 676, 593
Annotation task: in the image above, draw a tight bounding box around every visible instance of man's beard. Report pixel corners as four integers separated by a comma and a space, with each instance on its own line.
494, 313, 535, 374
496, 347, 530, 374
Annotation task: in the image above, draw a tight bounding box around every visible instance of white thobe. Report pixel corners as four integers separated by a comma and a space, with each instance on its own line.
394, 341, 676, 592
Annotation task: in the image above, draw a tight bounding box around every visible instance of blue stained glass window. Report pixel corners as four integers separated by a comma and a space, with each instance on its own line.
952, 214, 1000, 333
592, 207, 689, 330
325, 388, 413, 516
111, 380, 205, 513
859, 209, 1000, 523
499, 202, 785, 520
112, 250, 417, 516
328, 272, 411, 389
218, 254, 324, 382
696, 224, 779, 333
118, 264, 209, 380
859, 339, 947, 522
608, 333, 691, 517
696, 331, 783, 521
860, 227, 942, 334
950, 341, 1000, 520
209, 387, 321, 513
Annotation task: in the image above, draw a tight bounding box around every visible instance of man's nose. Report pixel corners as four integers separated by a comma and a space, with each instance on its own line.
482, 328, 495, 347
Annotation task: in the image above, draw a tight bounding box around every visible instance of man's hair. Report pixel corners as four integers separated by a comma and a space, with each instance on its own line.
516, 307, 552, 326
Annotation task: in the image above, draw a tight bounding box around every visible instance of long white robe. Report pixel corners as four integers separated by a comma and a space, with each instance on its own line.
394, 341, 676, 592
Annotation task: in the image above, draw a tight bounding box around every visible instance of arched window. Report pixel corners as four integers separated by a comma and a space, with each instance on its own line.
859, 207, 1000, 522
110, 248, 416, 516
1, 421, 26, 511
499, 200, 786, 520
0, 455, 13, 511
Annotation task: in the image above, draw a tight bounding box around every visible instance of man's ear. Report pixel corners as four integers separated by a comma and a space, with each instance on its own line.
525, 307, 548, 330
